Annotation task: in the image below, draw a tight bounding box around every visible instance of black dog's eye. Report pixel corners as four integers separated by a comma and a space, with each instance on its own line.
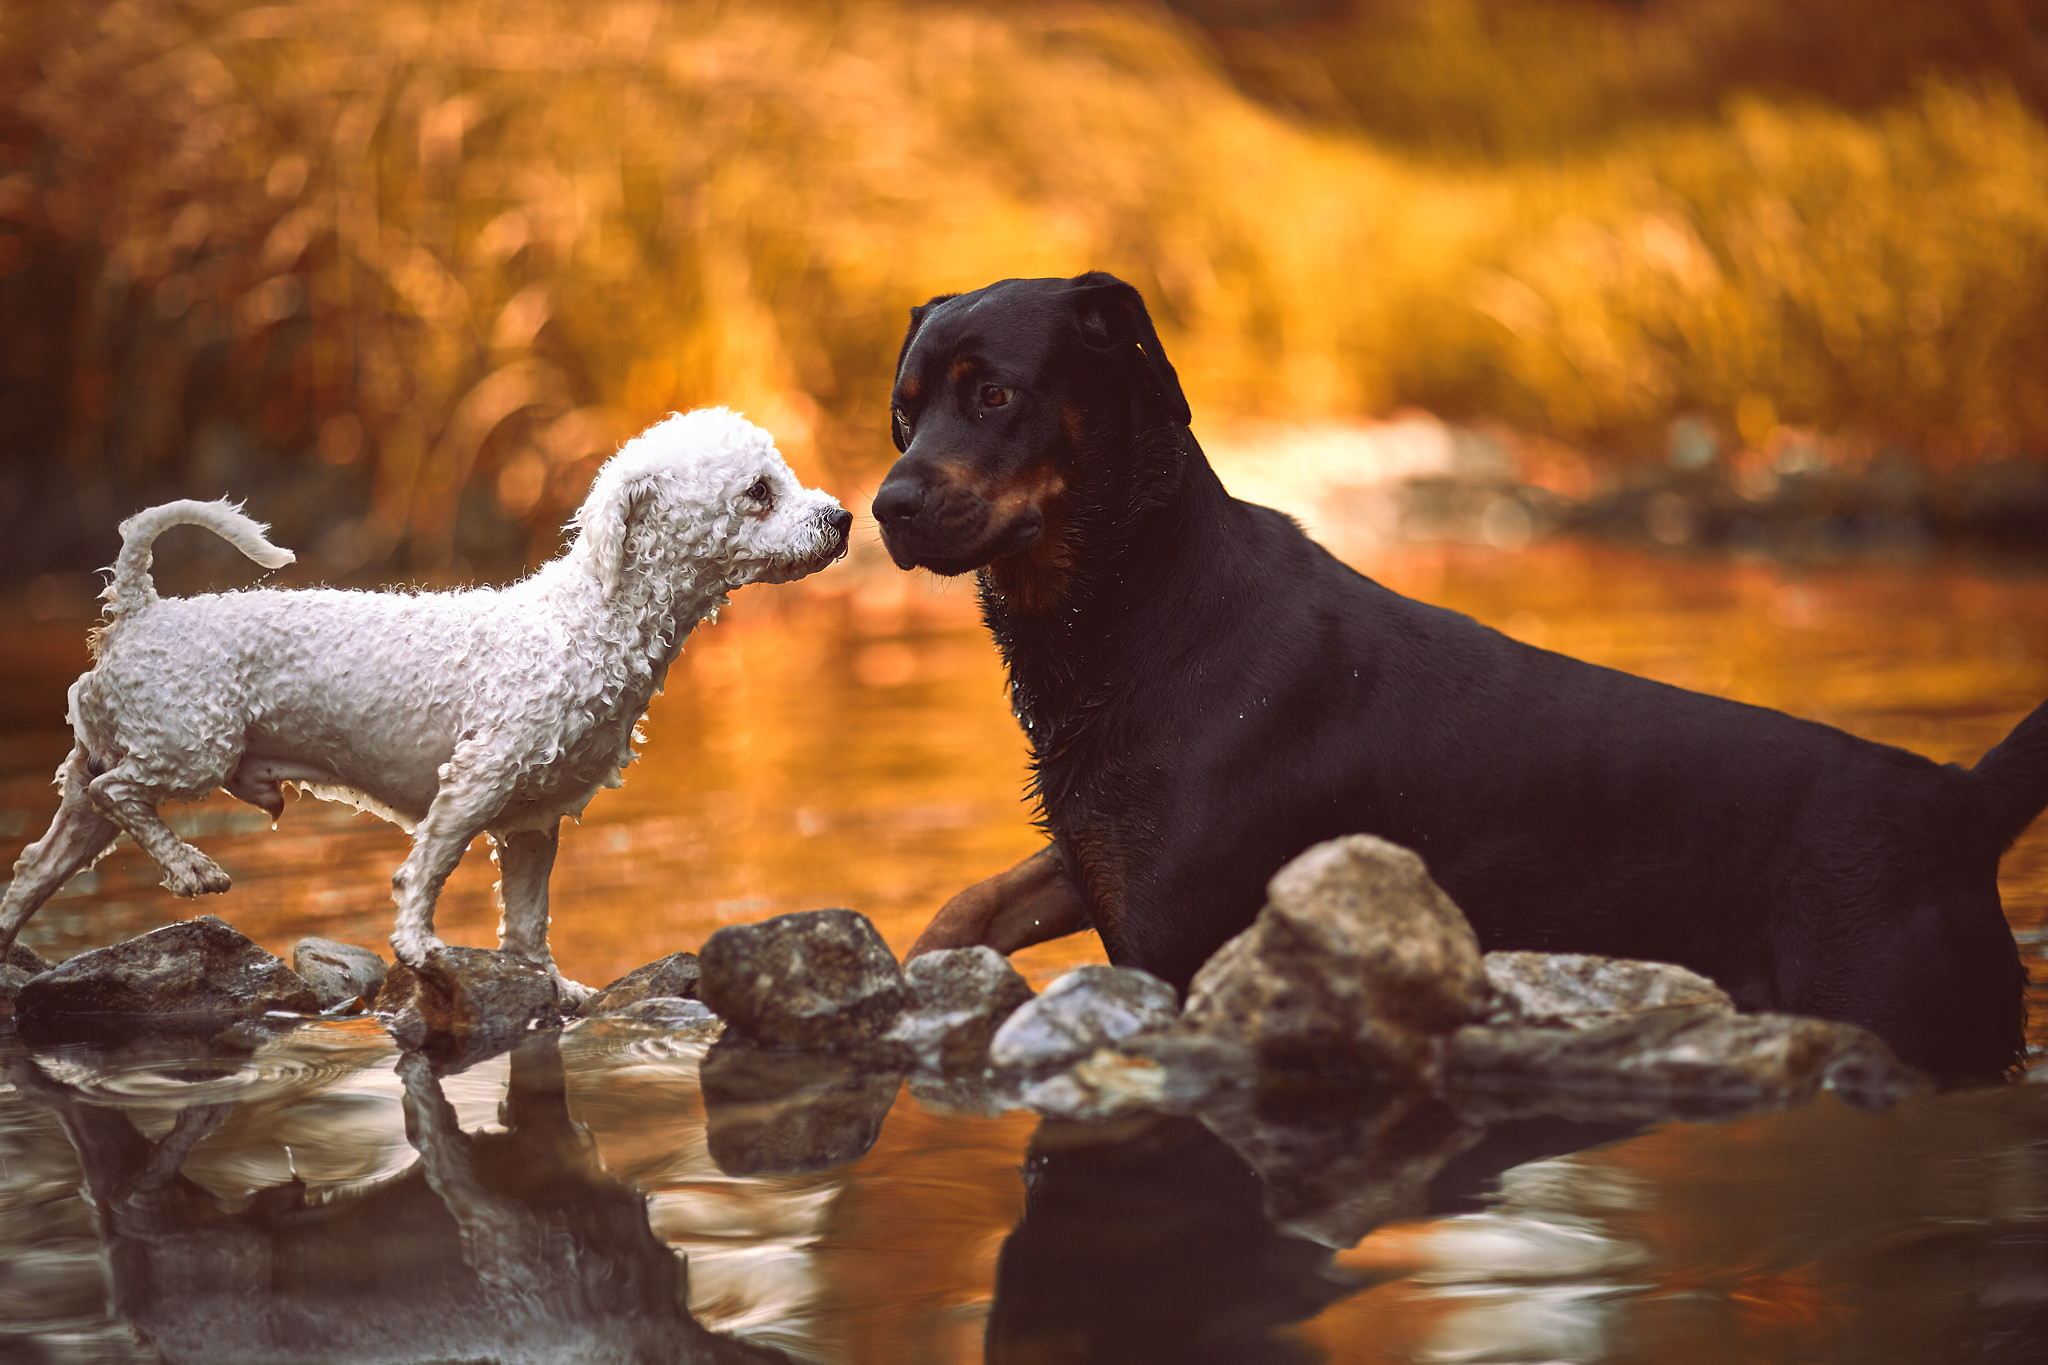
980, 384, 1012, 409
892, 406, 911, 449
744, 476, 772, 503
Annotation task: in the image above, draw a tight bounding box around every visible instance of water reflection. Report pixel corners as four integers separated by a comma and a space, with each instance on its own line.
4, 1027, 788, 1364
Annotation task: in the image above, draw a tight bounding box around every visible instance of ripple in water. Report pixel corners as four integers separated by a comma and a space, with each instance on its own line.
33, 1029, 391, 1109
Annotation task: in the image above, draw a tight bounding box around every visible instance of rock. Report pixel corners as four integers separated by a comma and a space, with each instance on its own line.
575, 951, 701, 1018
1021, 1050, 1175, 1122
6, 940, 49, 975
1181, 835, 1487, 1075
697, 909, 907, 1050
988, 965, 1179, 1072
699, 1033, 902, 1175
1480, 952, 1733, 1028
1201, 1088, 1485, 1248
15, 917, 320, 1033
376, 947, 561, 1070
1446, 1009, 1926, 1121
884, 946, 1035, 1072
0, 963, 31, 1014
291, 937, 388, 1011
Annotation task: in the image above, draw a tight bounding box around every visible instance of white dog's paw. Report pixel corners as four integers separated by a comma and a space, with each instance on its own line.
553, 972, 597, 1007
159, 849, 231, 898
390, 930, 446, 969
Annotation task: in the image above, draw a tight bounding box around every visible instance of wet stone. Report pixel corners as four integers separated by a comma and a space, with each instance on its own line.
0, 962, 31, 1013
6, 941, 49, 975
885, 946, 1035, 1073
697, 909, 907, 1050
15, 916, 320, 1031
1181, 835, 1488, 1076
291, 938, 388, 1011
988, 965, 1179, 1073
1480, 951, 1733, 1028
575, 951, 701, 1018
1446, 1008, 1926, 1122
376, 947, 561, 1069
699, 1032, 902, 1176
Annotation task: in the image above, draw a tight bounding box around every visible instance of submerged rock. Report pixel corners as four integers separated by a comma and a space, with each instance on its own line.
575, 951, 701, 1019
699, 1032, 902, 1175
291, 937, 388, 1011
885, 946, 1035, 1073
1181, 835, 1487, 1075
16, 916, 319, 1031
697, 909, 907, 1050
376, 947, 561, 1068
1480, 952, 1734, 1028
1447, 1008, 1924, 1120
989, 965, 1179, 1073
594, 995, 722, 1034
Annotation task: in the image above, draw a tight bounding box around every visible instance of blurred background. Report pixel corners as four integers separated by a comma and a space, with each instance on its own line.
2, 0, 2048, 1001
5, 0, 2048, 600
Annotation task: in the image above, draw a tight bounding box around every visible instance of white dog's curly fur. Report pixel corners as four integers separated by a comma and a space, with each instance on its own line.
0, 408, 849, 1001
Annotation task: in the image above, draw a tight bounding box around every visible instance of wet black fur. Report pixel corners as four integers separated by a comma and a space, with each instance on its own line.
878, 271, 2047, 1085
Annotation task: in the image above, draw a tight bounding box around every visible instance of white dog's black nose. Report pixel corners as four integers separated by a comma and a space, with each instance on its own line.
825, 506, 853, 551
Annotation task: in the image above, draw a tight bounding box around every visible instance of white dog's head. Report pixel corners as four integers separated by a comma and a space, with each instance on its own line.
570, 408, 851, 598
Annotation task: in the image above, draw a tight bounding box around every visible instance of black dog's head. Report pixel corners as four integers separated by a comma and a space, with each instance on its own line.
873, 272, 1191, 599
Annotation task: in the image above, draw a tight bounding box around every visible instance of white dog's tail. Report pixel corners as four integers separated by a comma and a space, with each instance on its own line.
106, 499, 296, 616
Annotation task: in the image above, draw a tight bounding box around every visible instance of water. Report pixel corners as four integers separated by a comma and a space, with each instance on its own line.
3, 536, 2048, 1363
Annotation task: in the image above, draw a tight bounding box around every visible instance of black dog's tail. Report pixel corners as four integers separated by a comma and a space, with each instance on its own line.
1976, 695, 2048, 851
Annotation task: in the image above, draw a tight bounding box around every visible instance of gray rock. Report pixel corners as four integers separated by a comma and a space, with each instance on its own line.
988, 965, 1179, 1072
5, 940, 49, 975
574, 951, 700, 1018
699, 1033, 902, 1175
376, 947, 561, 1069
885, 946, 1035, 1072
1446, 1008, 1926, 1121
697, 909, 907, 1050
15, 916, 320, 1027
0, 962, 31, 1013
1481, 952, 1733, 1028
291, 937, 388, 1011
1181, 835, 1487, 1075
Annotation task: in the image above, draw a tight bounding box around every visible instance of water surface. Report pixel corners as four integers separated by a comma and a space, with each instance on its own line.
2, 538, 2047, 1362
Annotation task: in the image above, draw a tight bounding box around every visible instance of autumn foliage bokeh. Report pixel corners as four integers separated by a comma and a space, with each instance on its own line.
5, 0, 2048, 587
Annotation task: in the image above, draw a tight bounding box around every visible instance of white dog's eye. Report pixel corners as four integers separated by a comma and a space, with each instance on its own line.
744, 476, 773, 504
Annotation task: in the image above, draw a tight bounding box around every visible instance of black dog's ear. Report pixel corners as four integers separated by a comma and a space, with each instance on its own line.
894, 294, 958, 387
1068, 272, 1192, 428
892, 293, 958, 452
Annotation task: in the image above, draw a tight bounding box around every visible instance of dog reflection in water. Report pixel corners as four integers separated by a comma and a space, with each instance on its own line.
13, 1035, 787, 1365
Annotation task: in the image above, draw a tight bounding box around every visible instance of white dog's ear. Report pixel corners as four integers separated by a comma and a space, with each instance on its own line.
573, 468, 658, 598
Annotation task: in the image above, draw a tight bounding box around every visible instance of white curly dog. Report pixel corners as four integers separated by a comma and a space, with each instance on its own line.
0, 408, 850, 1003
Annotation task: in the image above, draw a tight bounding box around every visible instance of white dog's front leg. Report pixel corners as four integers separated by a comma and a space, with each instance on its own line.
390, 752, 514, 968
492, 821, 591, 1004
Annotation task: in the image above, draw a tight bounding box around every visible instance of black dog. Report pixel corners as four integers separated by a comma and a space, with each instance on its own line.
872, 271, 2048, 1084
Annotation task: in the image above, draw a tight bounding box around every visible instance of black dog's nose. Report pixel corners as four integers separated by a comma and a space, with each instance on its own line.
872, 479, 926, 526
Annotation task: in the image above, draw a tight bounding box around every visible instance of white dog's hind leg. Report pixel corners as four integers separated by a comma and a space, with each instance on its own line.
390, 750, 515, 968
0, 748, 120, 956
492, 821, 592, 1005
87, 762, 231, 899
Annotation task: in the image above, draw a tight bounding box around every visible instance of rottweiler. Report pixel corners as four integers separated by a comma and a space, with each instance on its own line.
872, 270, 2046, 1084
